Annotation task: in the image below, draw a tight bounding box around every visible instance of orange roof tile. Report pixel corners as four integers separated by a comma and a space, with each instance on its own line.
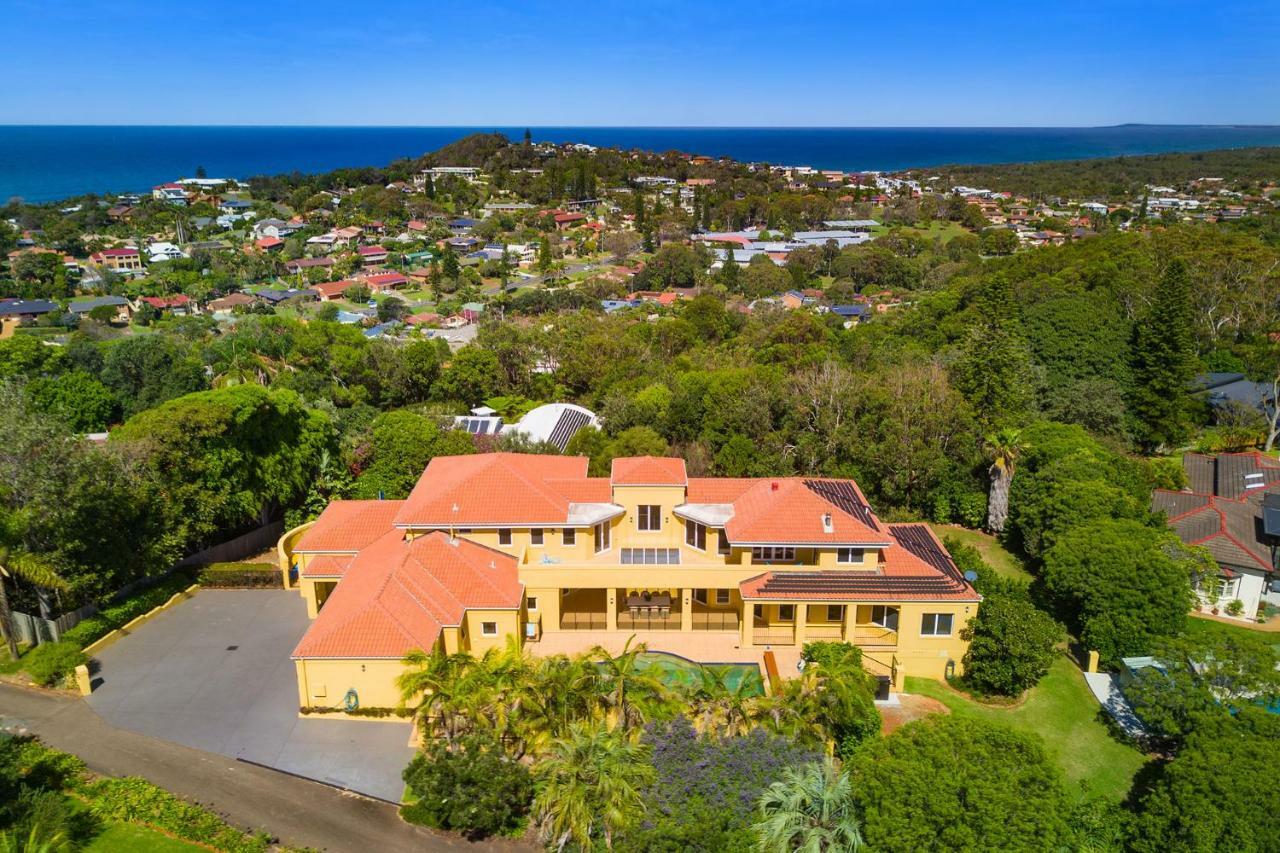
724, 479, 889, 546
611, 456, 687, 486
292, 530, 522, 659
293, 500, 405, 553
740, 523, 978, 602
395, 453, 589, 527
300, 554, 354, 578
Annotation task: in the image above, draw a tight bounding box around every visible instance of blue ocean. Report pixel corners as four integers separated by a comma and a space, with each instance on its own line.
2, 125, 1280, 203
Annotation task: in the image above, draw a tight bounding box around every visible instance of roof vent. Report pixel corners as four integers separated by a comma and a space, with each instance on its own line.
489, 560, 496, 569
771, 482, 779, 492
821, 512, 833, 533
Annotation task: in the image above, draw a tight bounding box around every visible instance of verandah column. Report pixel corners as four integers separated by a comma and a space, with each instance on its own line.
680, 589, 693, 631
606, 588, 618, 631
793, 604, 808, 647
843, 602, 857, 642
740, 602, 754, 647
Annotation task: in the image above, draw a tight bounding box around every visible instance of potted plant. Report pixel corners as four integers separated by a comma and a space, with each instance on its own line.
1225, 599, 1244, 618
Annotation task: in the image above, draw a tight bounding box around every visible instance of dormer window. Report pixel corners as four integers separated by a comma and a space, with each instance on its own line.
837, 547, 864, 564
638, 505, 662, 531
685, 521, 707, 550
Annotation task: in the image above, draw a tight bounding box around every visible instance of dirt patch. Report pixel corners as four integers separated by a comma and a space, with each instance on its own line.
880, 693, 950, 734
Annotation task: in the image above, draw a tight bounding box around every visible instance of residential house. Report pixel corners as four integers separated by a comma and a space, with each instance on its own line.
285, 257, 335, 275
280, 453, 980, 707
363, 272, 409, 294
461, 301, 485, 323
357, 245, 389, 265
1152, 452, 1280, 621
219, 199, 254, 215
311, 280, 356, 302
257, 287, 317, 305
255, 237, 285, 252
89, 247, 143, 272
69, 295, 132, 323
137, 294, 197, 316
146, 242, 185, 262
0, 298, 59, 324
151, 183, 189, 205
207, 292, 258, 315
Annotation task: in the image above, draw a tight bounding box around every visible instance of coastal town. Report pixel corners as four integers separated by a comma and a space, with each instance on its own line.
2, 127, 1280, 853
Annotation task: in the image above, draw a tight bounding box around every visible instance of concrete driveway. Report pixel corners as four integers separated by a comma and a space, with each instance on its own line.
85, 589, 415, 802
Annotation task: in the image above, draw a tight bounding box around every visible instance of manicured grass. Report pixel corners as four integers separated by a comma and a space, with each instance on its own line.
85, 823, 206, 853
906, 657, 1148, 802
1185, 613, 1278, 643
929, 524, 1033, 582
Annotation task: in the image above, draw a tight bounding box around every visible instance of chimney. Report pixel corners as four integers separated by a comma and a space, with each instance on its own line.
822, 512, 833, 533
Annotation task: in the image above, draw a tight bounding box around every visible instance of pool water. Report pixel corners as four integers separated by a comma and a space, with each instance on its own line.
633, 651, 765, 696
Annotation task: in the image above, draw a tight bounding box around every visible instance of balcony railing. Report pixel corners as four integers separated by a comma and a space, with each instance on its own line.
560, 612, 606, 630
692, 612, 739, 631
617, 612, 682, 631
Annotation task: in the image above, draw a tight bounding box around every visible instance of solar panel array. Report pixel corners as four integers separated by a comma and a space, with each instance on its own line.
802, 480, 879, 530
547, 408, 591, 451
890, 525, 963, 579
459, 417, 502, 435
754, 571, 963, 596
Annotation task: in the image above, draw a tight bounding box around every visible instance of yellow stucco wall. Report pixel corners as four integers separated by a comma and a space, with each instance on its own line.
295, 658, 408, 708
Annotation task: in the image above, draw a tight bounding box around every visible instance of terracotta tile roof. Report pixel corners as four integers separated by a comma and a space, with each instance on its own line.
300, 554, 354, 578
311, 280, 355, 299
292, 530, 521, 659
294, 500, 406, 552
740, 523, 978, 602
724, 478, 888, 546
611, 456, 687, 486
686, 478, 757, 502
364, 272, 408, 289
395, 453, 589, 527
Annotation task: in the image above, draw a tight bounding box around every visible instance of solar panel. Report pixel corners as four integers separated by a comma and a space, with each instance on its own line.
802, 480, 879, 530
754, 571, 964, 596
548, 409, 591, 451
890, 524, 965, 582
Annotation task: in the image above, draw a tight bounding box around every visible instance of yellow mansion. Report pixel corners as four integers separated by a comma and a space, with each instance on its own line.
279, 453, 980, 708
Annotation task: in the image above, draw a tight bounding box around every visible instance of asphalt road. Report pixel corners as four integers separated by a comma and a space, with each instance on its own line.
0, 682, 533, 853
479, 260, 606, 295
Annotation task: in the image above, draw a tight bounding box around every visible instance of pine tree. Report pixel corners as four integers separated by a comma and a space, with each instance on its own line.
719, 244, 740, 291
441, 245, 460, 282
537, 236, 553, 273
424, 173, 435, 199
1129, 258, 1196, 451
633, 191, 645, 227
523, 128, 532, 147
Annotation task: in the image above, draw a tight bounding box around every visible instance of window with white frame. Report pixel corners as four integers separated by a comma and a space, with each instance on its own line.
594, 521, 611, 553
526, 596, 538, 611
685, 520, 707, 550
869, 605, 899, 630
717, 530, 731, 555
837, 547, 864, 564
481, 621, 498, 636
498, 528, 512, 546
920, 613, 953, 636
692, 589, 708, 605
716, 589, 731, 606
777, 604, 795, 622
753, 604, 763, 619
752, 546, 796, 562
638, 505, 662, 531
826, 604, 845, 622
530, 528, 543, 546
563, 527, 576, 545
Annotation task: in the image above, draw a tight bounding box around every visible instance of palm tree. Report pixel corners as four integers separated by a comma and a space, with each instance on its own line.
0, 547, 67, 660
590, 637, 672, 732
694, 664, 762, 737
397, 647, 478, 747
533, 721, 655, 852
0, 824, 72, 853
984, 427, 1025, 535
753, 758, 863, 852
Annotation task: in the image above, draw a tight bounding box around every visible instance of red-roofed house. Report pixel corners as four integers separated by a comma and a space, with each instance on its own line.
255, 237, 285, 252
137, 294, 196, 315
279, 453, 978, 706
362, 272, 409, 293
357, 245, 389, 264
89, 247, 143, 272
311, 280, 356, 301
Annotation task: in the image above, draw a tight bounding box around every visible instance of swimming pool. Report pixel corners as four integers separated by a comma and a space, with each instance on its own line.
633, 651, 765, 696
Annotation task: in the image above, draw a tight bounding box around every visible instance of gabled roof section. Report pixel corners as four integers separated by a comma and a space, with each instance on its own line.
294, 500, 405, 553
611, 456, 688, 486
292, 530, 521, 659
395, 453, 589, 527
724, 478, 890, 546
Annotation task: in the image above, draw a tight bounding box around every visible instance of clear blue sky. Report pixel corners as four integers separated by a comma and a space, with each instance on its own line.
4, 0, 1277, 126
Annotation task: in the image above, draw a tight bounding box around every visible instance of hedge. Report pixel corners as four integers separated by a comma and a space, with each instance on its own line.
196, 562, 279, 589
59, 570, 200, 649
82, 776, 271, 853
23, 641, 88, 686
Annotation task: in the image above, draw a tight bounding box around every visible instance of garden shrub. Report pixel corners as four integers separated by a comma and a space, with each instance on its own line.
961, 581, 1064, 696
196, 562, 279, 588
401, 732, 532, 839
22, 642, 87, 687
616, 717, 821, 852
83, 776, 270, 853
800, 641, 881, 756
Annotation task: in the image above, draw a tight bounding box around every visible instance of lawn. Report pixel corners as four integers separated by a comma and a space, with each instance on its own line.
929, 523, 1033, 582
906, 657, 1148, 802
1185, 613, 1278, 643
85, 823, 206, 853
